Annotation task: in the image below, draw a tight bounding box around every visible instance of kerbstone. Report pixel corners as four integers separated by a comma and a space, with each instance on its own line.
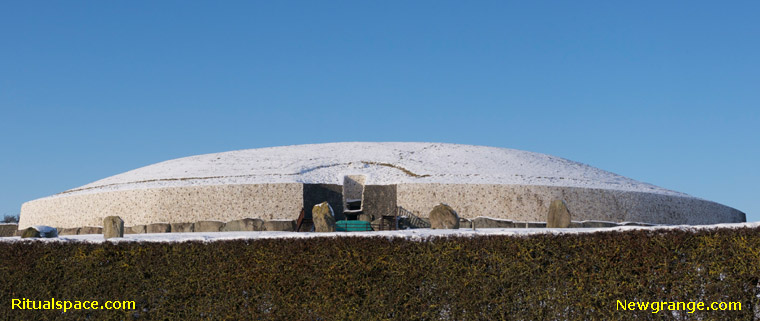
223, 219, 264, 232
581, 221, 619, 228
196, 221, 225, 232
170, 222, 195, 233
146, 223, 171, 233
59, 227, 80, 235
472, 217, 514, 228
0, 224, 18, 237
264, 220, 296, 232
79, 226, 103, 235
103, 216, 124, 239
21, 226, 58, 238
126, 225, 146, 234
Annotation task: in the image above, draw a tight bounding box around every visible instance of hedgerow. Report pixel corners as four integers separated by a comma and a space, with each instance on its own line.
1, 227, 759, 320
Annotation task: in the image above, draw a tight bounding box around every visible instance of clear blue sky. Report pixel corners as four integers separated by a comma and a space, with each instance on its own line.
1, 1, 757, 221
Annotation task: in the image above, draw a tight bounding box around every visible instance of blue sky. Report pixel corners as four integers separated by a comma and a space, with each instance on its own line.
1, 1, 758, 221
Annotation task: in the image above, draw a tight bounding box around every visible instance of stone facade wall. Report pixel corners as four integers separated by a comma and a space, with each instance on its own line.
362, 185, 398, 221
20, 183, 303, 229
19, 182, 745, 229
396, 183, 745, 225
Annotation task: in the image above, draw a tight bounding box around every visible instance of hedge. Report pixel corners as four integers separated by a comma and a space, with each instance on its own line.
1, 227, 759, 320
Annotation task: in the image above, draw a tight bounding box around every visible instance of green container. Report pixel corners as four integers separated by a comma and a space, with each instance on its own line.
336, 220, 373, 232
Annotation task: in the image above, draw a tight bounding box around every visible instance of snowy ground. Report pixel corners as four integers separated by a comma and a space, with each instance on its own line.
50, 142, 688, 198
2, 222, 758, 243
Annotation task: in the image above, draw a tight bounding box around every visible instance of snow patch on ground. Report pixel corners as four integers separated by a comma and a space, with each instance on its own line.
2, 222, 758, 243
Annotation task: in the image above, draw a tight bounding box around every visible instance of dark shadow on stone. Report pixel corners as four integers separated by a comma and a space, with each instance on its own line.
303, 184, 345, 221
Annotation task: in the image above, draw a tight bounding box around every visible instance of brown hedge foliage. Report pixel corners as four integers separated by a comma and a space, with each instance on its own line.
1, 227, 759, 320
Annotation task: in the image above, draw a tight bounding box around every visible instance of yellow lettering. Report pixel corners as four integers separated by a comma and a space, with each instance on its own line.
651, 302, 660, 314
617, 300, 627, 310
74, 301, 82, 310
636, 301, 649, 311
11, 299, 21, 309
63, 301, 72, 313
687, 302, 696, 313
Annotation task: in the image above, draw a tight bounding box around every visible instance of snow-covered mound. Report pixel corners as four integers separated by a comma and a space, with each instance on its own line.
54, 142, 685, 198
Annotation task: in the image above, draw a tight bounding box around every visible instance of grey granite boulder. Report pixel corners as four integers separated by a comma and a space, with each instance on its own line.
196, 221, 226, 232
264, 220, 296, 232
170, 222, 195, 233
103, 216, 124, 239
222, 219, 264, 232
429, 203, 460, 229
312, 202, 336, 232
146, 223, 171, 233
547, 200, 571, 228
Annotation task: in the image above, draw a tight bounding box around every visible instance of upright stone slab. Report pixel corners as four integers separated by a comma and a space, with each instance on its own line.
196, 221, 225, 232
429, 203, 460, 229
146, 223, 171, 233
223, 218, 264, 232
103, 216, 124, 239
312, 202, 336, 232
547, 200, 572, 228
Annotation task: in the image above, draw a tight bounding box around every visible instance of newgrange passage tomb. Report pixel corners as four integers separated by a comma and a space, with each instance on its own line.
19, 142, 745, 228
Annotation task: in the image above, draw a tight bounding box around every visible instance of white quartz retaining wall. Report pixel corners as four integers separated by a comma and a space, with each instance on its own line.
396, 183, 744, 225
20, 183, 303, 229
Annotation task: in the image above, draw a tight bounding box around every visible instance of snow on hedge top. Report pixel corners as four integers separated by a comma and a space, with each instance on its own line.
54, 142, 687, 198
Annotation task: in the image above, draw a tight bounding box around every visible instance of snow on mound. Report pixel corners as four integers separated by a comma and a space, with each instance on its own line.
52, 142, 687, 198
1, 222, 758, 243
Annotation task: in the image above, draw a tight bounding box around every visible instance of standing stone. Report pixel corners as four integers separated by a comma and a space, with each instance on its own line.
195, 221, 226, 232
429, 203, 460, 229
312, 202, 336, 232
103, 216, 125, 239
547, 200, 572, 228
146, 223, 171, 233
222, 219, 264, 232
